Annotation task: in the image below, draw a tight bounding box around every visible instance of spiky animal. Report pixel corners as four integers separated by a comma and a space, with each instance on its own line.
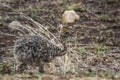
14, 26, 70, 73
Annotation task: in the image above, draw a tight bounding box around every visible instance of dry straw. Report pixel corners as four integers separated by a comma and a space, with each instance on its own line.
2, 3, 81, 74
19, 14, 81, 74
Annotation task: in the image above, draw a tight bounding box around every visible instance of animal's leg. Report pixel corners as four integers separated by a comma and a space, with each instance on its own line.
39, 63, 44, 73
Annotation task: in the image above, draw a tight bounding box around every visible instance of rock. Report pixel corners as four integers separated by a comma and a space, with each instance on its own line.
8, 21, 23, 32
61, 10, 80, 24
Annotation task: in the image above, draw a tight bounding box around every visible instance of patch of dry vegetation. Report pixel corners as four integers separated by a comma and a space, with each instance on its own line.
0, 0, 120, 80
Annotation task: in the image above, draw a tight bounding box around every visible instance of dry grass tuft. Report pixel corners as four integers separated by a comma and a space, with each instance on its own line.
6, 9, 80, 75
18, 14, 81, 74
1, 3, 81, 74
48, 47, 81, 74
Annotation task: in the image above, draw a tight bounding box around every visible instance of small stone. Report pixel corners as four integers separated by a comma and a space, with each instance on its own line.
8, 21, 23, 32
61, 10, 80, 24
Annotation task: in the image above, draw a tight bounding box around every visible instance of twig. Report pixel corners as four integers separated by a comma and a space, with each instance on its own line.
0, 31, 17, 37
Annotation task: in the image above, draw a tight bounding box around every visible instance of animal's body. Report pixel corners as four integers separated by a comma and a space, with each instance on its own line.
14, 26, 70, 73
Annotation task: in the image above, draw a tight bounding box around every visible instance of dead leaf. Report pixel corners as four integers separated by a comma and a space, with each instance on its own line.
62, 10, 80, 24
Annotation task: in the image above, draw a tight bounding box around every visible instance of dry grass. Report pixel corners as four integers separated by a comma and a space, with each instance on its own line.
1, 3, 80, 74
17, 13, 81, 74
1, 1, 120, 80
0, 74, 113, 80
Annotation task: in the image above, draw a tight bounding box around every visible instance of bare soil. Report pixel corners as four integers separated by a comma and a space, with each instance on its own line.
0, 0, 120, 80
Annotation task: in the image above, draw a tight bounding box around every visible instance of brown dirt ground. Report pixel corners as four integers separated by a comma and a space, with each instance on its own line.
0, 0, 120, 80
